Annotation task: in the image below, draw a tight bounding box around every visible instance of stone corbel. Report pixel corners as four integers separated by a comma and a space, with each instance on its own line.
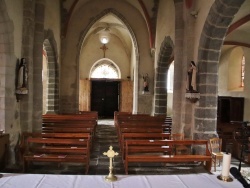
185, 92, 200, 103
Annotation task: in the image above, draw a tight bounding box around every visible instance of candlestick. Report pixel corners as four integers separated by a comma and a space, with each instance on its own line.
217, 152, 233, 182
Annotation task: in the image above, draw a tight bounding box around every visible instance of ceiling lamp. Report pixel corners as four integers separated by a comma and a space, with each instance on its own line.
99, 28, 110, 44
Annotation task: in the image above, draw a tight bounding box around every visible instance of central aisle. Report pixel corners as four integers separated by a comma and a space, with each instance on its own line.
88, 119, 124, 175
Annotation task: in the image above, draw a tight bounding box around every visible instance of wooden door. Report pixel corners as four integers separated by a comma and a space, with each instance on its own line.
91, 80, 119, 117
120, 80, 133, 112
79, 79, 91, 111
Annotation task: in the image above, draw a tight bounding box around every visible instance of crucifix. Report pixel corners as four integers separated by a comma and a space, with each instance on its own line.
100, 44, 108, 58
103, 145, 119, 182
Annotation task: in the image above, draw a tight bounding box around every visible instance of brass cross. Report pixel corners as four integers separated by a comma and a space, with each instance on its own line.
103, 146, 118, 168
103, 146, 119, 182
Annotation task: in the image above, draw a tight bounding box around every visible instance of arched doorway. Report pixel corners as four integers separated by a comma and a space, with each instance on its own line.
90, 59, 120, 117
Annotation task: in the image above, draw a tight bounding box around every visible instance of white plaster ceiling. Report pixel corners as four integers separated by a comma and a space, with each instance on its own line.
90, 14, 132, 57
224, 0, 250, 45
63, 0, 153, 57
63, 0, 250, 50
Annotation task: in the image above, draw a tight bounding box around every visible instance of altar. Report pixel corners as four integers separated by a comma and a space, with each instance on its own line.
0, 173, 242, 188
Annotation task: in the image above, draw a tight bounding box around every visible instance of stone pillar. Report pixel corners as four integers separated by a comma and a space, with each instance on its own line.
181, 2, 196, 139
21, 0, 35, 132
32, 0, 45, 131
172, 0, 184, 133
0, 0, 17, 166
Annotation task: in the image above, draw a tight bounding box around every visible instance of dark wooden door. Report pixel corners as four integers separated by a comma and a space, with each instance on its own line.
91, 80, 119, 117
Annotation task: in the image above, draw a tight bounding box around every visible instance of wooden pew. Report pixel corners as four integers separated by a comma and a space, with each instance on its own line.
42, 113, 98, 135
42, 124, 95, 136
115, 112, 172, 149
124, 139, 212, 174
117, 124, 171, 143
114, 111, 172, 125
42, 112, 98, 126
120, 133, 171, 159
19, 132, 91, 161
114, 111, 171, 130
22, 133, 91, 174
114, 111, 169, 129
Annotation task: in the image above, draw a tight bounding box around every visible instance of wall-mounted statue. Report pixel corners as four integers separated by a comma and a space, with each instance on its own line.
16, 58, 28, 94
143, 73, 149, 92
186, 61, 197, 93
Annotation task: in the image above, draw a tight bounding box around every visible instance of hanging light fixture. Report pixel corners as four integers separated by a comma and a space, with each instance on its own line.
99, 28, 110, 44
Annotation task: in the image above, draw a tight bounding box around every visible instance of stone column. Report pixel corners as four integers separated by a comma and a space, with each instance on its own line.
172, 0, 184, 133
20, 0, 35, 132
32, 0, 45, 131
181, 2, 196, 139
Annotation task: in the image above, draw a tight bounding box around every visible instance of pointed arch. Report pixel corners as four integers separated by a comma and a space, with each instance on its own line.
154, 36, 174, 115
76, 8, 139, 113
43, 29, 59, 114
195, 0, 246, 139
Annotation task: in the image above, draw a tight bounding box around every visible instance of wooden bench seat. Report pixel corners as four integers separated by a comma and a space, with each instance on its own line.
43, 112, 98, 120
23, 136, 90, 174
114, 111, 168, 128
42, 113, 98, 129
20, 132, 91, 142
124, 139, 212, 174
117, 124, 171, 142
42, 126, 94, 135
20, 132, 91, 173
120, 133, 171, 159
42, 120, 97, 135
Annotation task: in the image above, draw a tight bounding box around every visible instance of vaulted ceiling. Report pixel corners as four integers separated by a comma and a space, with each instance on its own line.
62, 0, 250, 50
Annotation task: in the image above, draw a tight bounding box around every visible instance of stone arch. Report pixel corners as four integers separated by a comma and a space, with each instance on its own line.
89, 58, 121, 79
43, 29, 59, 114
76, 8, 139, 113
194, 0, 246, 139
154, 36, 174, 115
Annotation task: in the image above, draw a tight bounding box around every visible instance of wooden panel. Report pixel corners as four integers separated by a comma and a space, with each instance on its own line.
0, 134, 9, 170
120, 80, 133, 112
217, 96, 244, 123
79, 79, 90, 111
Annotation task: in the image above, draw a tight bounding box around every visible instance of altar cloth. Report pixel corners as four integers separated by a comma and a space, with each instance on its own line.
0, 173, 242, 188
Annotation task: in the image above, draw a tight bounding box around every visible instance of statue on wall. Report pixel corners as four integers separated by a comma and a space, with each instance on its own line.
143, 73, 149, 92
186, 61, 197, 92
16, 58, 28, 94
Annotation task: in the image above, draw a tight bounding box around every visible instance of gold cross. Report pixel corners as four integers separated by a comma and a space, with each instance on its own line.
103, 146, 118, 168
103, 146, 118, 158
103, 146, 119, 182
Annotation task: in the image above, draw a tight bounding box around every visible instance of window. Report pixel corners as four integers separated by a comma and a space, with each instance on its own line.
167, 61, 174, 93
241, 55, 245, 87
227, 47, 244, 91
90, 62, 119, 79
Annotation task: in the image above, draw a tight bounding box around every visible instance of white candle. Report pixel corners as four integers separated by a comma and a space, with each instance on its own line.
221, 152, 231, 177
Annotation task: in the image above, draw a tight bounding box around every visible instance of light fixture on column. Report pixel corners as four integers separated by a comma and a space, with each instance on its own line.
99, 28, 110, 58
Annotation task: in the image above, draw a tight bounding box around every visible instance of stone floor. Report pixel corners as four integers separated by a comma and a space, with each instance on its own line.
21, 118, 250, 178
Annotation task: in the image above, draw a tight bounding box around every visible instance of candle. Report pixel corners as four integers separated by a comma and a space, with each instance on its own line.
221, 152, 231, 177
